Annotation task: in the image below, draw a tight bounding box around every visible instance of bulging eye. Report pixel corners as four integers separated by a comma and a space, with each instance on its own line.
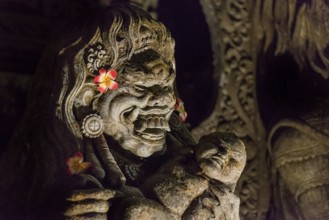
228, 158, 238, 166
218, 146, 227, 154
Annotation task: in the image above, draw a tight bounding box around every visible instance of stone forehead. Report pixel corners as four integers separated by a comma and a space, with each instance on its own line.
200, 133, 245, 151
116, 50, 175, 84
117, 67, 174, 85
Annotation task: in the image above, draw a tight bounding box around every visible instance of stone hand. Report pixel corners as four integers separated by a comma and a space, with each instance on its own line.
183, 185, 240, 220
63, 174, 116, 220
63, 188, 116, 219
196, 132, 246, 185
185, 195, 224, 220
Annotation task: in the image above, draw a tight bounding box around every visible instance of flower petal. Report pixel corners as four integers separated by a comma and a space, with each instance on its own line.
94, 73, 107, 83
109, 81, 119, 90
99, 68, 107, 75
67, 162, 81, 175
175, 98, 187, 122
66, 152, 92, 175
179, 112, 187, 122
98, 83, 108, 93
108, 69, 117, 80
73, 152, 83, 161
66, 157, 75, 169
76, 162, 92, 174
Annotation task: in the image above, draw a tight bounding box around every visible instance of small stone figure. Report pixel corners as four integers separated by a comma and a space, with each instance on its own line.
143, 132, 245, 220
0, 3, 246, 219
189, 133, 246, 220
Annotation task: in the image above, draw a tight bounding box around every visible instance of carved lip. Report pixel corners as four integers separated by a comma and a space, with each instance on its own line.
121, 106, 173, 142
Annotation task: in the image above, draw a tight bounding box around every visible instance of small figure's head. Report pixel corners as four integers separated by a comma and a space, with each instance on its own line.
32, 4, 176, 157
197, 133, 246, 185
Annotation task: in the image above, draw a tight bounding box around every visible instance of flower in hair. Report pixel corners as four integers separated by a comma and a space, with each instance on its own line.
175, 98, 187, 122
66, 152, 92, 175
93, 68, 119, 93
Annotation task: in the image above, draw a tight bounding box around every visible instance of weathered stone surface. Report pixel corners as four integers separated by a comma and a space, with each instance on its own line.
0, 3, 245, 219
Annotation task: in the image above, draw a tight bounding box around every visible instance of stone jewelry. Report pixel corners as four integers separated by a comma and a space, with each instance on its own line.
81, 114, 104, 138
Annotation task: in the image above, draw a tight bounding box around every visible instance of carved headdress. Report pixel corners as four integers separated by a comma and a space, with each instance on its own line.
30, 3, 175, 142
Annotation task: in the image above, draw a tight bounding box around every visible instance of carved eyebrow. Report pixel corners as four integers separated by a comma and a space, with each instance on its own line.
124, 64, 147, 74
132, 71, 175, 86
134, 85, 148, 90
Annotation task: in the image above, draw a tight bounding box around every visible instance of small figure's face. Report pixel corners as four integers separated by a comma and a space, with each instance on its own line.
197, 133, 246, 184
98, 50, 176, 157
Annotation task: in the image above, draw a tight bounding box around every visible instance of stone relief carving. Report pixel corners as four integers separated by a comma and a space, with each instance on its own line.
0, 4, 246, 219
268, 117, 329, 220
194, 0, 270, 219
195, 0, 329, 219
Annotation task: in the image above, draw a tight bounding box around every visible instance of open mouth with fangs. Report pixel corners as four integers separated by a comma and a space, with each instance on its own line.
121, 106, 173, 143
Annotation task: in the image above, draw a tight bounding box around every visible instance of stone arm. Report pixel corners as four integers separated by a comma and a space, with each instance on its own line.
141, 132, 245, 219
60, 135, 176, 219
62, 174, 177, 220
141, 158, 241, 220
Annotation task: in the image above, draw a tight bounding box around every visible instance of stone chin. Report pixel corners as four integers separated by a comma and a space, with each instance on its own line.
116, 105, 174, 158
120, 137, 166, 158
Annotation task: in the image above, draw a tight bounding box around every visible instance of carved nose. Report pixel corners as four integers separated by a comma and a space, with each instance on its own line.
145, 86, 175, 107
148, 94, 166, 106
155, 93, 176, 107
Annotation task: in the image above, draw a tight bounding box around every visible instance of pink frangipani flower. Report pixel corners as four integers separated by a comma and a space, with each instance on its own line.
66, 152, 92, 175
175, 98, 188, 122
93, 68, 119, 93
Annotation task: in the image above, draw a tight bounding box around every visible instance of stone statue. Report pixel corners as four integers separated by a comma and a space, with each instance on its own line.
268, 100, 329, 220
0, 3, 246, 220
256, 1, 329, 219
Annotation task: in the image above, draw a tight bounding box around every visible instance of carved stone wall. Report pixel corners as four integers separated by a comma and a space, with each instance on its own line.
195, 0, 329, 219
193, 0, 270, 219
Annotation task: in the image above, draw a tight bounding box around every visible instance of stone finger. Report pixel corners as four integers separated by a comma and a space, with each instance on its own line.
93, 136, 126, 187
63, 200, 110, 217
84, 138, 105, 180
67, 189, 116, 202
202, 197, 220, 208
209, 184, 226, 198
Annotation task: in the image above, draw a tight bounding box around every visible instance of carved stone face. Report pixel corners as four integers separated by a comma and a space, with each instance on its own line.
197, 133, 246, 184
98, 50, 176, 157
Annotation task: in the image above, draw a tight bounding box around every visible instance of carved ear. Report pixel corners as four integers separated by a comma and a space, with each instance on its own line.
73, 85, 97, 120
